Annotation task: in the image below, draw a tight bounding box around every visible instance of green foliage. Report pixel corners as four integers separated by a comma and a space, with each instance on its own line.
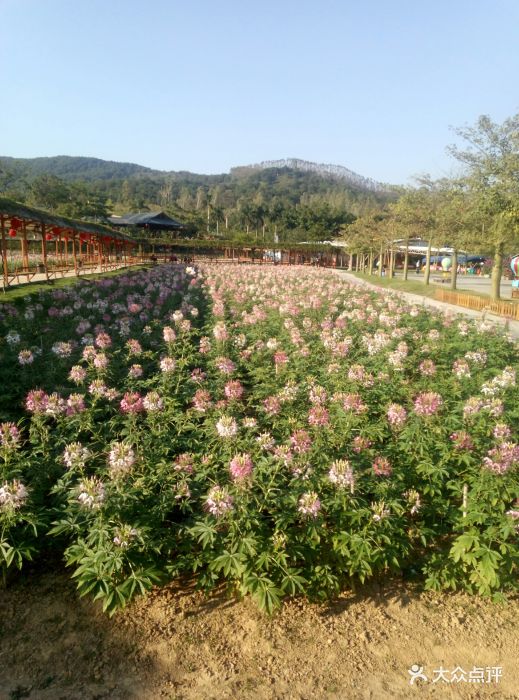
0, 156, 398, 243
0, 263, 518, 616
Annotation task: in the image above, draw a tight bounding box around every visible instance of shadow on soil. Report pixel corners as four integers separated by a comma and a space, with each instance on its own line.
0, 567, 155, 700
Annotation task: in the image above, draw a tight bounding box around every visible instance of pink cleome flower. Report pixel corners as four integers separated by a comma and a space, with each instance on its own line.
298, 492, 321, 518
274, 351, 289, 366
95, 332, 112, 349
25, 389, 49, 414
483, 442, 519, 475
224, 380, 244, 400
192, 389, 212, 412
205, 485, 234, 517
290, 430, 312, 454
69, 365, 87, 384
120, 392, 144, 414
263, 396, 281, 416
215, 357, 236, 374
387, 403, 407, 429
229, 453, 253, 480
308, 405, 330, 427
353, 435, 372, 453
0, 423, 20, 449
450, 431, 474, 451
414, 392, 443, 417
373, 456, 392, 476
328, 460, 355, 489
160, 356, 176, 373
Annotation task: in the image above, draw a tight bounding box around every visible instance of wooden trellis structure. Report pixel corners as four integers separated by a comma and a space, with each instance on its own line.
0, 198, 139, 289
137, 239, 349, 268
1, 198, 351, 289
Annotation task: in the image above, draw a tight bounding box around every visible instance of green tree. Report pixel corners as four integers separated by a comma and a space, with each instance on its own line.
28, 174, 70, 211
448, 113, 519, 300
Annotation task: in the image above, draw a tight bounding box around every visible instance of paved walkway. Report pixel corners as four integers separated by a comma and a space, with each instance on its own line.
391, 270, 516, 298
336, 271, 519, 340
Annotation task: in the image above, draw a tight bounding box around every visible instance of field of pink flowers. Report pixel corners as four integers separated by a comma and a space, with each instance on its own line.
0, 263, 518, 614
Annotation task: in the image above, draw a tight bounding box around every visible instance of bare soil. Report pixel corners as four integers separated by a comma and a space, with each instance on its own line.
0, 571, 517, 699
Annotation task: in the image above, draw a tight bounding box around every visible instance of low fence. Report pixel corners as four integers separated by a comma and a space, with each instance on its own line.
435, 288, 519, 320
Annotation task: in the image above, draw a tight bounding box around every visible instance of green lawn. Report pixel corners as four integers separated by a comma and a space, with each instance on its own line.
0, 264, 148, 303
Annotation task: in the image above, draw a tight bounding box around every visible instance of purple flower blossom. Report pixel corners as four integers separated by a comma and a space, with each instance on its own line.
215, 356, 236, 374
69, 365, 87, 384
160, 356, 176, 373
95, 332, 112, 349
174, 453, 194, 474
63, 443, 90, 469
352, 435, 372, 453
342, 393, 368, 414
224, 380, 244, 400
77, 477, 105, 508
163, 326, 176, 343
493, 423, 511, 442
66, 393, 86, 415
263, 396, 281, 416
143, 391, 163, 412
18, 349, 34, 365
192, 389, 212, 412
126, 339, 142, 355
419, 359, 436, 376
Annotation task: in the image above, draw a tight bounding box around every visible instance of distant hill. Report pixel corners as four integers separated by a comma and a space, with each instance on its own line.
0, 155, 157, 182
0, 155, 393, 193
232, 158, 391, 193
0, 155, 395, 241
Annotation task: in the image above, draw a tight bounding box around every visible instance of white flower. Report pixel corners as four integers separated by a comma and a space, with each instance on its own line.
63, 443, 90, 469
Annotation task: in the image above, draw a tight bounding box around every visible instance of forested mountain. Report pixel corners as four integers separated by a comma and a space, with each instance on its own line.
232, 158, 390, 193
0, 155, 396, 242
0, 155, 157, 182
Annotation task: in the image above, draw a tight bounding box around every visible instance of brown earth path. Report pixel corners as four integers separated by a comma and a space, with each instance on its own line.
1, 571, 517, 700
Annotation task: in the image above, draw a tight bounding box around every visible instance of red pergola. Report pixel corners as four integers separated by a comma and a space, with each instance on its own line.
0, 197, 139, 288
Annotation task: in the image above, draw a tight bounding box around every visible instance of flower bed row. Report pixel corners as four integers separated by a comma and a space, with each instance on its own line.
0, 264, 518, 613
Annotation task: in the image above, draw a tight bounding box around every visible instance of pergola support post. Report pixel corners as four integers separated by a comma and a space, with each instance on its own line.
41, 224, 49, 281
21, 223, 30, 271
72, 232, 78, 275
1, 217, 9, 289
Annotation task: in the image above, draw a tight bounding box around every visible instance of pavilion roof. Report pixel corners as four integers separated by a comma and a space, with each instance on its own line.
109, 211, 185, 230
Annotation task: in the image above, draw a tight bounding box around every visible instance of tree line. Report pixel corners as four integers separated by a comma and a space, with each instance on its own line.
0, 161, 389, 244
342, 113, 519, 300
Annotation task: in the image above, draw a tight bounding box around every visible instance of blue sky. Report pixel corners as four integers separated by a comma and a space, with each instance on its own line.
1, 0, 518, 184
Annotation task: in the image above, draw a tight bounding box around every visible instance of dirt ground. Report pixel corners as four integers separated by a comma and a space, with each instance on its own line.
0, 570, 517, 700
